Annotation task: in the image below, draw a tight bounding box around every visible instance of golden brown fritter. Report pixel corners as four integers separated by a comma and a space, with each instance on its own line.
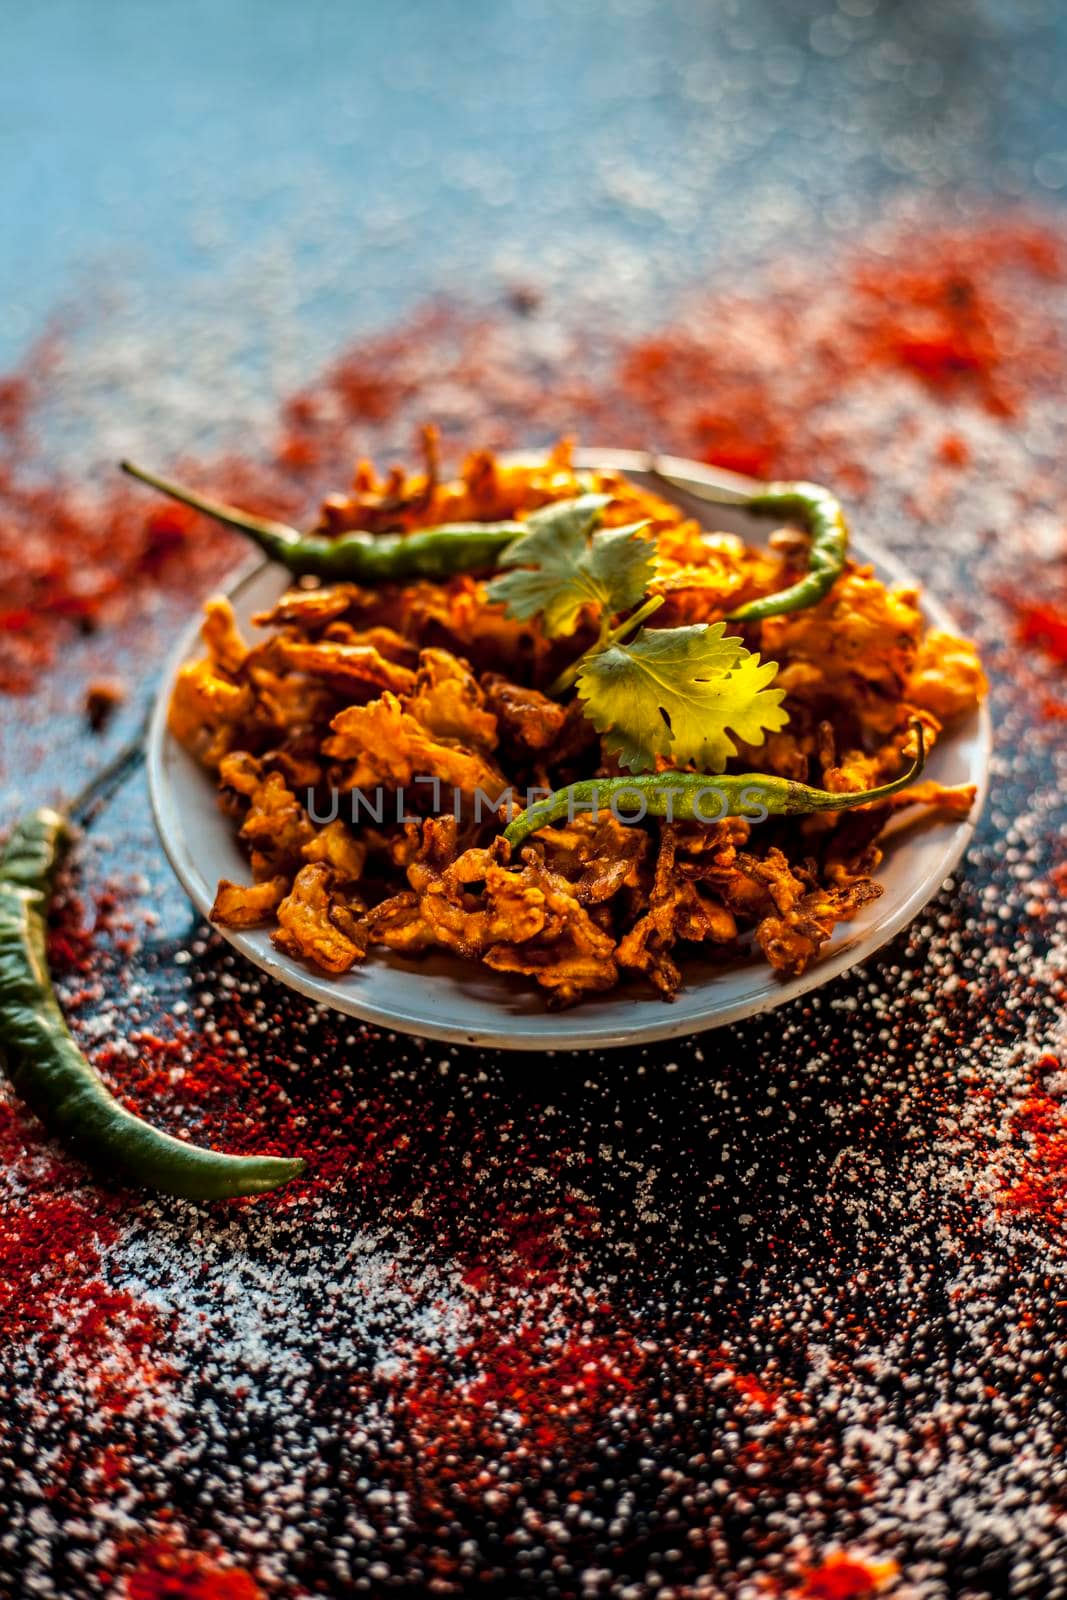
324, 692, 507, 800
273, 863, 366, 974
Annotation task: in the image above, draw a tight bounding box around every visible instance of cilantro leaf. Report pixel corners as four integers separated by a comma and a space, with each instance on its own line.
486, 494, 654, 638
576, 621, 789, 774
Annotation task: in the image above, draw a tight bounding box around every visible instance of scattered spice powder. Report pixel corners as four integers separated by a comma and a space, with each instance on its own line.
2, 207, 1067, 1597
796, 1553, 899, 1599
123, 1544, 265, 1600
1015, 599, 1067, 665
998, 1055, 1067, 1228
0, 1101, 169, 1396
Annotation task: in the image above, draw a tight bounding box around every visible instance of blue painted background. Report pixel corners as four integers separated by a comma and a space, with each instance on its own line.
6, 0, 1067, 370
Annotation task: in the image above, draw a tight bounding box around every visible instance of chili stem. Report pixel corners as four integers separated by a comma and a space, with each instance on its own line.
122, 459, 531, 581
122, 460, 302, 561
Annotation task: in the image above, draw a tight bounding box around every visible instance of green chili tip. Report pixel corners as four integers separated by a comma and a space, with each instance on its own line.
650, 465, 850, 622
0, 808, 305, 1202
121, 460, 531, 583
503, 721, 926, 848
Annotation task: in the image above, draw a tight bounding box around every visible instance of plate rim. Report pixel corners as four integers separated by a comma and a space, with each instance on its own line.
147, 448, 992, 1052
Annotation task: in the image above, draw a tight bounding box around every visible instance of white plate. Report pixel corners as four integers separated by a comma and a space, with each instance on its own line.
148, 450, 991, 1052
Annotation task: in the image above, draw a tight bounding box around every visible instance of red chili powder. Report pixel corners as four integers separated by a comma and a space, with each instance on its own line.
0, 1182, 113, 1345
389, 1321, 644, 1462
106, 1016, 812, 1517
1015, 600, 1067, 665
796, 1552, 898, 1599
376, 1292, 817, 1527
0, 432, 304, 692
96, 1021, 603, 1257
383, 1326, 785, 1515
123, 1543, 265, 1600
46, 878, 127, 976
608, 215, 1066, 482
1000, 1055, 1067, 1227
0, 1098, 169, 1403
937, 432, 971, 467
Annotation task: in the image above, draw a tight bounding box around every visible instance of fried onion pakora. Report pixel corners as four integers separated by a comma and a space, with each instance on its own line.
171, 443, 985, 1006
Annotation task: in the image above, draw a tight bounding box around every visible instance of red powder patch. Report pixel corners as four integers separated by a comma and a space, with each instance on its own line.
937, 433, 970, 467
123, 1543, 265, 1600
0, 1098, 170, 1406
608, 216, 1066, 483
796, 1552, 898, 1599
999, 1056, 1067, 1227
1015, 600, 1067, 665
389, 1320, 644, 1466
0, 428, 305, 692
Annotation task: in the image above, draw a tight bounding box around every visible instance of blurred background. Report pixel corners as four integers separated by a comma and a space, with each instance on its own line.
6, 0, 1067, 434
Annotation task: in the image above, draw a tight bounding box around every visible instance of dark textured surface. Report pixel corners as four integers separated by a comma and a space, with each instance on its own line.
3, 4, 1067, 1597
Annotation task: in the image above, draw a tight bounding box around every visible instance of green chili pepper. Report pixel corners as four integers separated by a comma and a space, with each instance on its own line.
726, 482, 848, 620
650, 465, 849, 621
503, 725, 925, 848
121, 460, 533, 582
0, 808, 305, 1201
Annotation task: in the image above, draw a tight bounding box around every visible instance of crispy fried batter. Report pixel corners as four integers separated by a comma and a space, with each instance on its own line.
717, 846, 884, 976
252, 584, 371, 631
211, 875, 290, 929
617, 827, 738, 998
906, 628, 987, 720
361, 817, 618, 1004
732, 728, 814, 782
257, 741, 324, 791
652, 528, 778, 625
321, 622, 418, 664
820, 713, 940, 795
404, 649, 498, 748
754, 878, 883, 975
317, 424, 442, 534
218, 750, 266, 805
482, 930, 618, 1008
358, 891, 434, 954
864, 779, 978, 818
202, 596, 249, 676
301, 818, 367, 882
273, 863, 365, 973
168, 659, 252, 766
482, 675, 568, 755
403, 575, 550, 671
324, 692, 506, 799
319, 436, 598, 536
239, 770, 315, 880
268, 636, 418, 697
762, 566, 923, 693
761, 566, 932, 741
525, 814, 647, 904
379, 818, 545, 957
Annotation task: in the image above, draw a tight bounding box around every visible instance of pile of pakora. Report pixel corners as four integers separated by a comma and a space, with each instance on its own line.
170, 442, 985, 1007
